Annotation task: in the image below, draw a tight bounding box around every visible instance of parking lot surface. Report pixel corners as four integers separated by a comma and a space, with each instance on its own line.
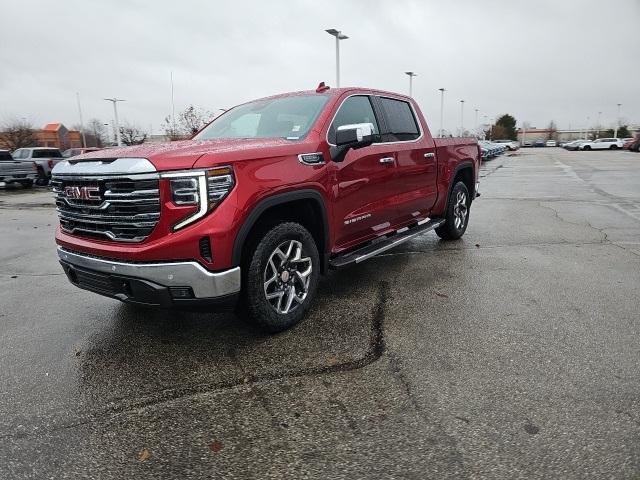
1, 149, 639, 479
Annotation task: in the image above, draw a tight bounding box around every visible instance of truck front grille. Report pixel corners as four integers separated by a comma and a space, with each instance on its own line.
51, 174, 160, 242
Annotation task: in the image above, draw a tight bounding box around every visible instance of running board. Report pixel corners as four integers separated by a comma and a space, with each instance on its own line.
329, 218, 445, 269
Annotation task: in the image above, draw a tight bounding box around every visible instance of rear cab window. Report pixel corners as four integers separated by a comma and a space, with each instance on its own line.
33, 149, 62, 158
0, 151, 14, 161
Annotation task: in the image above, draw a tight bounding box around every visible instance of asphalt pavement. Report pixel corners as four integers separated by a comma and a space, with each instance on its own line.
1, 148, 639, 479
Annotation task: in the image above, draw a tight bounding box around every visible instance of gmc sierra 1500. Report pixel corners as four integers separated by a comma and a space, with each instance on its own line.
53, 85, 481, 332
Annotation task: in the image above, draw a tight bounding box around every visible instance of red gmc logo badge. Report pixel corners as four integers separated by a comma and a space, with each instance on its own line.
64, 186, 101, 200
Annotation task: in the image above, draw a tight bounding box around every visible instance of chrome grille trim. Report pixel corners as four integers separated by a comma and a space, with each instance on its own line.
52, 172, 161, 243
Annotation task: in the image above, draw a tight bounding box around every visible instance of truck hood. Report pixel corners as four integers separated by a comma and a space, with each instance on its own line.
73, 138, 311, 171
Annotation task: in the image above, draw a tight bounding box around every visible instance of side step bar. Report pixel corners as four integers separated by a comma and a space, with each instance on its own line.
329, 218, 445, 269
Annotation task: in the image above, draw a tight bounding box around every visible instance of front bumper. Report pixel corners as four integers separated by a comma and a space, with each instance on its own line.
57, 247, 240, 308
0, 172, 37, 183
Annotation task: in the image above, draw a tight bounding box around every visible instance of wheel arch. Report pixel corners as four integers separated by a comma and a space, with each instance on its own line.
446, 161, 475, 209
232, 189, 330, 273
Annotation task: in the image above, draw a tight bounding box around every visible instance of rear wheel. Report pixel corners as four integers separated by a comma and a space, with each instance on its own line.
582, 145, 591, 151
244, 222, 319, 333
610, 145, 618, 150
35, 168, 48, 186
435, 181, 471, 240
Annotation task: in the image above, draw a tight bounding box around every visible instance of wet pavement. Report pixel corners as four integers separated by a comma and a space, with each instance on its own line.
1, 149, 639, 479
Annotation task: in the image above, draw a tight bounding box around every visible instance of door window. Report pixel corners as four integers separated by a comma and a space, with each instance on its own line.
378, 97, 420, 142
328, 95, 379, 144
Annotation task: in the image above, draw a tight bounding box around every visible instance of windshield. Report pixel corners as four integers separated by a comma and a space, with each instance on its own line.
195, 94, 329, 141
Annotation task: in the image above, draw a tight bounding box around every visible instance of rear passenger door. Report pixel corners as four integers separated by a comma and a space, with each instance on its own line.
374, 96, 438, 223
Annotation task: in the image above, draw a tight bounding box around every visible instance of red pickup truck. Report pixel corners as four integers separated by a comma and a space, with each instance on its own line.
53, 85, 481, 332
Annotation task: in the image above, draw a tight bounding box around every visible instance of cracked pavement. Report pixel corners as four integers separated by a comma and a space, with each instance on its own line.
1, 148, 639, 479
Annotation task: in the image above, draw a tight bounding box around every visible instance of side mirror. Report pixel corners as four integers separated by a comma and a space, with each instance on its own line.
331, 123, 376, 162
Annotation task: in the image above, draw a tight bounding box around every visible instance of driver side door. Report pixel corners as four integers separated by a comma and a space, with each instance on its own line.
328, 95, 401, 252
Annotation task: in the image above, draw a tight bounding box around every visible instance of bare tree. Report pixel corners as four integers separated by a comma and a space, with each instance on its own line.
547, 121, 557, 141
74, 119, 109, 147
0, 119, 38, 150
119, 122, 148, 146
163, 105, 214, 140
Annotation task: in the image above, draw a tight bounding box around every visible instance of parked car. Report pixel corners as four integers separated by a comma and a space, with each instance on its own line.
563, 139, 589, 151
62, 147, 101, 158
493, 139, 519, 151
0, 150, 38, 188
545, 140, 557, 147
11, 147, 63, 185
479, 141, 506, 158
579, 138, 625, 150
625, 135, 640, 152
533, 140, 545, 147
52, 85, 482, 333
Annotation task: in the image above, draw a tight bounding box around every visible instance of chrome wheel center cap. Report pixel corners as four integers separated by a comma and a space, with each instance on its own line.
280, 270, 290, 283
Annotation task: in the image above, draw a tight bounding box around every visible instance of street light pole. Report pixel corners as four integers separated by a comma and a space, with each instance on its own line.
104, 98, 125, 146
325, 29, 349, 87
614, 103, 622, 138
459, 100, 465, 136
76, 92, 86, 148
474, 108, 479, 137
404, 71, 417, 97
438, 88, 445, 137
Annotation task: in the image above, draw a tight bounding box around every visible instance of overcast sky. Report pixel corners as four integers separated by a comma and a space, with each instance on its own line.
1, 0, 639, 135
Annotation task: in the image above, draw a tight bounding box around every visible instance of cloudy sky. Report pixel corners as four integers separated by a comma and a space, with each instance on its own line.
1, 0, 639, 135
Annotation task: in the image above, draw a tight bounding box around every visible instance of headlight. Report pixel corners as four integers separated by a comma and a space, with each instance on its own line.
163, 166, 235, 231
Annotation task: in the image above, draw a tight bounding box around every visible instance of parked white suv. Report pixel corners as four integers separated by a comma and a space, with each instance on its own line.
579, 138, 624, 150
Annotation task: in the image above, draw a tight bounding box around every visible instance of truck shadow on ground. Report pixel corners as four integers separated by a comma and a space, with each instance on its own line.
73, 256, 418, 418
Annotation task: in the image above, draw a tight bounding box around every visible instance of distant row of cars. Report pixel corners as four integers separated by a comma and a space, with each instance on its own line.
562, 137, 640, 152
0, 146, 100, 188
478, 139, 518, 160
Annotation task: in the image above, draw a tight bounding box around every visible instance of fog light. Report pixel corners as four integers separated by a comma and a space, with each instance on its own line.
169, 286, 194, 299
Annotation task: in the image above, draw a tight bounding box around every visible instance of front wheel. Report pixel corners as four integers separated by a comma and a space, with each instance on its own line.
20, 180, 34, 188
582, 145, 591, 151
244, 222, 320, 333
435, 181, 471, 240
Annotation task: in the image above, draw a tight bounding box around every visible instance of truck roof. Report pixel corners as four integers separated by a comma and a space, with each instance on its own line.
258, 86, 413, 102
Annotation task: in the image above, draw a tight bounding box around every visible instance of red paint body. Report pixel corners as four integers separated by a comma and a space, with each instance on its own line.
56, 87, 481, 271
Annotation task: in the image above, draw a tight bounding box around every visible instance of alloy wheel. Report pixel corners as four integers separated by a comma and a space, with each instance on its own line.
453, 190, 468, 230
263, 239, 312, 314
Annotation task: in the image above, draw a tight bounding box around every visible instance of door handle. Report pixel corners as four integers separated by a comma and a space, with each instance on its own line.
379, 157, 395, 164
424, 152, 435, 159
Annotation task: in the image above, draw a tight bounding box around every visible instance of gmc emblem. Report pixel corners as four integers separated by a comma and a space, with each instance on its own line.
64, 186, 101, 201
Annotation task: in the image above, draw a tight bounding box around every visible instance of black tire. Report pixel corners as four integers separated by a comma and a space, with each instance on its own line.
610, 145, 618, 150
582, 145, 591, 151
20, 180, 34, 188
435, 181, 471, 241
35, 168, 49, 186
244, 222, 320, 333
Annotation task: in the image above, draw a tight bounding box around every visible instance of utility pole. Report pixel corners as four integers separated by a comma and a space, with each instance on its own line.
325, 29, 349, 87
103, 98, 125, 146
76, 92, 87, 148
438, 88, 445, 137
404, 72, 417, 97
459, 100, 465, 136
597, 111, 602, 138
170, 71, 176, 135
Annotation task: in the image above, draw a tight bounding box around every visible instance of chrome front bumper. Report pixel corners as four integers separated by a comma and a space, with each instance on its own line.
57, 247, 241, 299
